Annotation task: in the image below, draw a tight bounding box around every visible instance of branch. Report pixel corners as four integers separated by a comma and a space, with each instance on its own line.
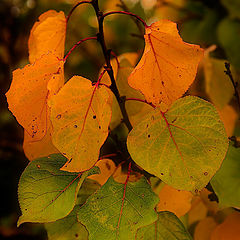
91, 0, 133, 131
224, 62, 240, 114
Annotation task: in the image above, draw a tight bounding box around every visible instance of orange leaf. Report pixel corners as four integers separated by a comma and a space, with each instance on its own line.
157, 184, 193, 217
23, 68, 64, 160
88, 159, 116, 185
128, 19, 204, 106
6, 53, 63, 141
28, 10, 66, 63
194, 217, 217, 240
211, 211, 240, 240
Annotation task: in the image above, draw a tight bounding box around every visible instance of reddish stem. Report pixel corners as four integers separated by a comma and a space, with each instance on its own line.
110, 50, 120, 68
125, 98, 156, 108
63, 36, 97, 62
102, 11, 147, 28
98, 153, 117, 160
117, 162, 132, 231
66, 0, 92, 23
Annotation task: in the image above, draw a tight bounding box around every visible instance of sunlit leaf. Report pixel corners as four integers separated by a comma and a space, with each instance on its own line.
157, 184, 193, 217
136, 211, 192, 240
28, 10, 66, 63
49, 76, 112, 172
17, 154, 99, 226
128, 20, 204, 106
127, 96, 228, 192
77, 177, 159, 240
45, 179, 100, 240
6, 53, 63, 141
210, 211, 240, 240
211, 145, 240, 208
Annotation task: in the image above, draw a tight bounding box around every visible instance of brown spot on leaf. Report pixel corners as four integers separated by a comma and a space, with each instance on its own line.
74, 125, 78, 128
56, 114, 61, 119
93, 115, 96, 119
204, 172, 208, 176
37, 164, 41, 169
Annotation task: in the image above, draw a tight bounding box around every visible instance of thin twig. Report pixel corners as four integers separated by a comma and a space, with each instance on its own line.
224, 62, 240, 114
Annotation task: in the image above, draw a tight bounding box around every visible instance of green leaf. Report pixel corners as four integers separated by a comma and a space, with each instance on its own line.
217, 18, 240, 70
221, 0, 240, 19
211, 145, 240, 208
127, 96, 228, 192
136, 211, 192, 240
17, 154, 99, 226
77, 177, 159, 240
45, 179, 100, 240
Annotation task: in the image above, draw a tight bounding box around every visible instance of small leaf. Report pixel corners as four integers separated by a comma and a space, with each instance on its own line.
17, 154, 99, 226
77, 177, 159, 240
157, 184, 193, 217
127, 96, 228, 192
6, 53, 63, 141
136, 211, 192, 240
211, 145, 240, 208
28, 10, 66, 63
45, 179, 100, 240
128, 20, 204, 106
49, 76, 112, 172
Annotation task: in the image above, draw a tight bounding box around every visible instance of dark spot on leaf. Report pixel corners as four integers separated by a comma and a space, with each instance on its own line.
204, 172, 208, 176
195, 189, 198, 193
160, 91, 162, 94
190, 176, 193, 179
146, 124, 149, 128
74, 125, 78, 128
62, 153, 66, 155
148, 134, 150, 138
106, 163, 111, 170
93, 115, 96, 119
157, 28, 160, 30
160, 173, 164, 175
37, 165, 41, 169
161, 81, 164, 86
179, 74, 181, 77
171, 117, 177, 123
56, 114, 61, 119
75, 234, 78, 237
99, 126, 101, 129
25, 209, 27, 211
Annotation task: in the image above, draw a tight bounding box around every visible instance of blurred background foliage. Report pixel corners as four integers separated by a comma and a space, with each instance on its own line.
0, 0, 240, 239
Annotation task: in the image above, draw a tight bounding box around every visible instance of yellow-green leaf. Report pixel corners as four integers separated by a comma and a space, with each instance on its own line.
127, 96, 228, 192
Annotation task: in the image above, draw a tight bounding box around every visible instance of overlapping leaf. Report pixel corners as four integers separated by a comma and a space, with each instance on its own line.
77, 177, 159, 240
136, 211, 192, 240
18, 154, 99, 226
49, 76, 112, 172
127, 96, 228, 192
128, 19, 204, 106
211, 145, 240, 208
45, 179, 100, 240
28, 10, 66, 64
6, 53, 63, 141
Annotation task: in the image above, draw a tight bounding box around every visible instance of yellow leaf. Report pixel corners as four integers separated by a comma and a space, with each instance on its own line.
218, 105, 238, 137
28, 10, 66, 64
128, 19, 204, 106
210, 212, 240, 240
157, 184, 193, 217
88, 159, 116, 185
49, 76, 112, 172
194, 217, 217, 240
6, 53, 63, 141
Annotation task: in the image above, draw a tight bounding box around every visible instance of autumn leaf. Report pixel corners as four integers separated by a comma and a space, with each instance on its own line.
49, 76, 112, 172
77, 177, 159, 240
28, 10, 66, 64
127, 96, 228, 192
6, 53, 63, 141
17, 154, 99, 226
194, 217, 217, 240
128, 19, 204, 106
136, 211, 192, 240
157, 184, 193, 217
210, 211, 240, 240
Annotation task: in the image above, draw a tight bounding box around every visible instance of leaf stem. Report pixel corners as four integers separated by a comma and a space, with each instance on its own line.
63, 36, 97, 62
91, 0, 133, 131
102, 11, 147, 28
224, 62, 240, 115
66, 0, 92, 23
